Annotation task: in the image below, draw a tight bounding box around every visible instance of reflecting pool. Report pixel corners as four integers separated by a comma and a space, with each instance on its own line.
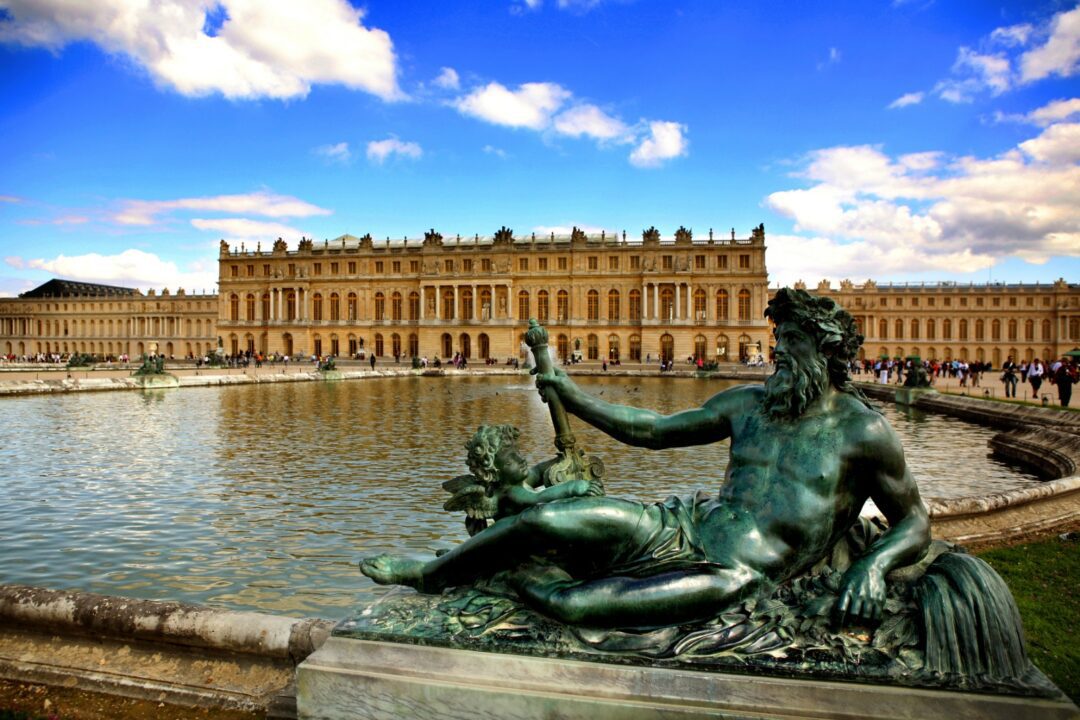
0, 376, 1040, 618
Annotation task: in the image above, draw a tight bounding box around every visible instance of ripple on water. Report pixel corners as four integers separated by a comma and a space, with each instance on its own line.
0, 376, 1042, 618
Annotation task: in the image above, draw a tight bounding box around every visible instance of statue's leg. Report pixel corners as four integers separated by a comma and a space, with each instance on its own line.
417, 497, 655, 591
512, 565, 762, 628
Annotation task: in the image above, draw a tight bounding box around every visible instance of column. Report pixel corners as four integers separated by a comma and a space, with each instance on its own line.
675, 284, 681, 320
435, 287, 441, 320
419, 286, 425, 320
653, 285, 659, 319
473, 285, 478, 321
453, 285, 459, 321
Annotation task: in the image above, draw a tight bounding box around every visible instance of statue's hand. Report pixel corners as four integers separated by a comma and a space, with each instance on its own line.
533, 367, 569, 404
834, 561, 886, 627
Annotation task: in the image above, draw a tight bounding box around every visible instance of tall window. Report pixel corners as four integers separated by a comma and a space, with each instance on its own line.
1008, 319, 1017, 341
587, 290, 600, 321
926, 318, 935, 340
348, 293, 358, 321
660, 288, 674, 319
629, 334, 642, 361
975, 319, 984, 340
460, 289, 473, 320
716, 289, 729, 320
587, 334, 599, 360
517, 291, 530, 320
442, 290, 455, 320
391, 292, 403, 321
942, 319, 951, 340
878, 319, 888, 340
229, 294, 239, 321
910, 319, 919, 339
1024, 319, 1034, 341
629, 290, 641, 320
693, 289, 706, 321
261, 293, 270, 320
607, 290, 620, 321
991, 319, 1001, 341
330, 293, 340, 321
245, 294, 255, 321
537, 290, 549, 322
374, 292, 385, 321
694, 334, 707, 359
737, 289, 751, 321
313, 293, 324, 321
557, 290, 569, 322
959, 319, 968, 340
408, 292, 420, 321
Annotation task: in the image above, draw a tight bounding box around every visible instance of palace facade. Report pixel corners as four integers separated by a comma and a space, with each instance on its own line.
214, 226, 772, 363
0, 278, 218, 359
797, 278, 1080, 365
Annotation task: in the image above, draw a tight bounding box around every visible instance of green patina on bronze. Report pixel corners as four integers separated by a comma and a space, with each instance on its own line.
357, 287, 1056, 697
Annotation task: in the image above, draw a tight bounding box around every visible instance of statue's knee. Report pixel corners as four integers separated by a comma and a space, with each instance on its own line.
545, 588, 591, 625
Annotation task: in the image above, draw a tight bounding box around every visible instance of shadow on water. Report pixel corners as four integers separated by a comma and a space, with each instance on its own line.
0, 376, 1042, 619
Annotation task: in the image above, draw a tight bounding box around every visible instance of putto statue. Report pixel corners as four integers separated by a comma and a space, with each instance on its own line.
357, 288, 1052, 696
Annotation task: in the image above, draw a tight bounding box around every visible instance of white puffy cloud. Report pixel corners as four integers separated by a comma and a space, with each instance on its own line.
888, 92, 924, 109
1019, 5, 1080, 82
0, 0, 401, 100
111, 191, 331, 226
190, 217, 306, 239
552, 104, 632, 142
629, 121, 688, 168
990, 23, 1034, 48
934, 47, 1012, 102
433, 67, 460, 90
1028, 97, 1080, 125
313, 141, 351, 164
366, 137, 422, 164
453, 81, 571, 130
766, 120, 1080, 280
23, 249, 217, 292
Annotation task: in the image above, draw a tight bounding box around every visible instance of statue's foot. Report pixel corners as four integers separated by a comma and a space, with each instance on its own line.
359, 554, 427, 590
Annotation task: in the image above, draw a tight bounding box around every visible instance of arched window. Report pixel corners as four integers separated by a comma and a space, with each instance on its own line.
693, 289, 706, 321
629, 334, 641, 361
441, 333, 452, 357
391, 333, 402, 357
229, 294, 239, 321
261, 293, 270, 320
374, 333, 384, 356
460, 289, 472, 321
737, 289, 751, 320
960, 319, 969, 340
660, 333, 675, 362
991, 319, 1001, 341
717, 334, 729, 360
1042, 319, 1051, 340
391, 292, 402, 321
443, 289, 455, 320
587, 333, 599, 360
479, 289, 492, 320
286, 292, 296, 321
537, 290, 549, 322
1024, 319, 1034, 341
517, 291, 530, 321
660, 288, 674, 320
348, 292, 358, 321
910, 319, 918, 339
1007, 319, 1017, 341
245, 294, 255, 321
313, 293, 324, 321
926, 318, 935, 340
557, 290, 569, 322
607, 333, 620, 360
408, 292, 420, 321
608, 290, 620, 321
459, 333, 471, 358
374, 292, 385, 321
557, 334, 570, 361
330, 293, 340, 321
895, 319, 904, 340
587, 290, 600, 321
408, 333, 419, 357
942, 319, 951, 340
694, 334, 707, 359
478, 333, 489, 359
629, 290, 642, 321
879, 319, 888, 340
716, 289, 729, 320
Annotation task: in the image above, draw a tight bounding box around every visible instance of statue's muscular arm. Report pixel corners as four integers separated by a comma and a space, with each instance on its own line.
835, 414, 931, 625
537, 371, 752, 449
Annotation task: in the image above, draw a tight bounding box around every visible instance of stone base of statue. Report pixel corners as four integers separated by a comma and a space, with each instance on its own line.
319, 370, 343, 382
133, 373, 179, 389
895, 386, 935, 405
296, 634, 1076, 720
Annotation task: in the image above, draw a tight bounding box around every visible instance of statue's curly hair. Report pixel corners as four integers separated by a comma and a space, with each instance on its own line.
465, 424, 520, 486
765, 288, 872, 407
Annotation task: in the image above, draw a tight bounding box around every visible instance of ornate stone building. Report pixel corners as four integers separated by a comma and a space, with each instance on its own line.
0, 279, 218, 359
795, 278, 1080, 365
214, 226, 773, 363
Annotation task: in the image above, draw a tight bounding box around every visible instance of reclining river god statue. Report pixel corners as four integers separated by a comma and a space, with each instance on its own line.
355, 288, 1055, 696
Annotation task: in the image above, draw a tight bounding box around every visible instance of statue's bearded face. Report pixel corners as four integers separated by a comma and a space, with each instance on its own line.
762, 323, 829, 421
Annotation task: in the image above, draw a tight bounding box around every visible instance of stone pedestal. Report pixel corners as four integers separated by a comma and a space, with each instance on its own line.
297, 637, 1078, 720
895, 386, 935, 405
133, 373, 180, 389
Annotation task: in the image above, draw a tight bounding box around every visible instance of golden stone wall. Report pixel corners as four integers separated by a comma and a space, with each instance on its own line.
214, 228, 772, 363
796, 278, 1080, 365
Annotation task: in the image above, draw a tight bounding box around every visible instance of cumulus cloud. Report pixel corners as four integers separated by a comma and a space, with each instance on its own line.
1028, 97, 1080, 125
22, 248, 218, 292
1019, 5, 1080, 82
629, 121, 688, 168
552, 104, 632, 142
888, 92, 924, 109
453, 81, 571, 130
111, 191, 331, 226
313, 141, 351, 164
433, 67, 460, 90
189, 217, 307, 239
366, 137, 422, 164
766, 120, 1080, 282
0, 0, 402, 100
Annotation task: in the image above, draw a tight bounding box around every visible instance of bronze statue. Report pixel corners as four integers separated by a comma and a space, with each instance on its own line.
361, 288, 930, 629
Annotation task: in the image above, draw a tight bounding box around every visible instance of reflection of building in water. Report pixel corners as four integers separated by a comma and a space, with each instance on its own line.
792, 278, 1080, 365
0, 278, 217, 359
215, 228, 771, 363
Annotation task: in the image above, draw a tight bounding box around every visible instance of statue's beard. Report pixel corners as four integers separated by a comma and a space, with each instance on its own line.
762, 354, 828, 420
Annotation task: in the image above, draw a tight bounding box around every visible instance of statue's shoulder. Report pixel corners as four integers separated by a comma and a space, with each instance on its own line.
705, 383, 763, 412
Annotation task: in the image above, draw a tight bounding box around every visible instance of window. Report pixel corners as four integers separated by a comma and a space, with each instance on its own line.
245, 294, 255, 321
408, 292, 419, 320
960, 297, 967, 307
992, 319, 1001, 340
695, 255, 705, 270
976, 298, 984, 307
538, 257, 548, 271
608, 256, 619, 270
1026, 297, 1033, 307
716, 289, 729, 320
392, 261, 401, 273
443, 290, 455, 319
910, 319, 918, 338
608, 290, 620, 321
518, 258, 529, 272
557, 290, 569, 321
518, 291, 530, 320
261, 293, 270, 319
229, 294, 239, 320
331, 262, 339, 274
445, 259, 453, 273
537, 290, 549, 322
959, 319, 968, 340
693, 289, 706, 321
558, 256, 568, 271
879, 319, 888, 340
942, 319, 951, 339
926, 319, 935, 340
1010, 297, 1017, 307
587, 334, 599, 360
1007, 319, 1017, 341
1024, 320, 1034, 341
975, 319, 984, 340
896, 298, 903, 307
587, 290, 599, 320
662, 255, 673, 270
630, 256, 640, 270
348, 261, 356, 274
410, 260, 419, 273
717, 255, 728, 269
374, 293, 385, 321
463, 259, 473, 273
739, 254, 750, 269
230, 265, 239, 277
375, 261, 384, 273
911, 297, 919, 307
927, 297, 935, 307
737, 289, 751, 320
588, 256, 598, 270
329, 293, 340, 321
263, 264, 271, 277
348, 293, 358, 321
392, 292, 402, 321
629, 290, 641, 320
944, 297, 951, 307
313, 263, 322, 276
992, 297, 1001, 307
660, 288, 674, 319
481, 258, 492, 272
313, 294, 324, 321
287, 263, 295, 277
246, 264, 254, 277
895, 319, 904, 339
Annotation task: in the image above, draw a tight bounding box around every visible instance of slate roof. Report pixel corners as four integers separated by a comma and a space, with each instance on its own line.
20, 278, 138, 299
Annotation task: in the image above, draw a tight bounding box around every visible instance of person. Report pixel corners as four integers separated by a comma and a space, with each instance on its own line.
362, 288, 930, 629
1053, 359, 1075, 407
1001, 356, 1019, 398
1027, 359, 1044, 397
370, 354, 376, 371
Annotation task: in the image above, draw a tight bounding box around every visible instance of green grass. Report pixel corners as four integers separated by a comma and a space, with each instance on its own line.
978, 534, 1080, 703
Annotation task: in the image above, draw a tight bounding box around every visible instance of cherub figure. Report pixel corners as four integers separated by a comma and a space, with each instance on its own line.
443, 425, 603, 536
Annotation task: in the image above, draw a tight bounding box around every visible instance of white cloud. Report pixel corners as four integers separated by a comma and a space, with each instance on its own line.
0, 0, 402, 101
990, 23, 1034, 48
433, 67, 460, 90
1020, 5, 1080, 82
313, 141, 351, 164
23, 249, 218, 292
1028, 97, 1080, 125
552, 104, 632, 142
111, 191, 331, 226
766, 120, 1080, 278
629, 121, 687, 168
453, 81, 571, 130
5, 256, 26, 269
366, 137, 422, 164
888, 91, 924, 109
0, 195, 22, 203
482, 145, 508, 158
190, 217, 307, 239
934, 47, 1011, 102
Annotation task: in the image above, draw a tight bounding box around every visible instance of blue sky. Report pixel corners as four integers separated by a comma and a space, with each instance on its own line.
0, 0, 1078, 295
